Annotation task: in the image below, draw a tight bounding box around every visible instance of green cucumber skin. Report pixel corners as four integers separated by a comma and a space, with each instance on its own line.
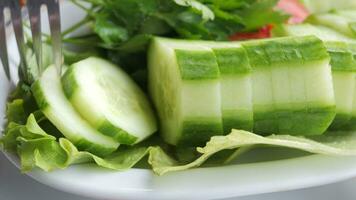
329, 113, 352, 130
212, 48, 251, 74
61, 66, 78, 99
253, 106, 335, 135
32, 67, 118, 156
222, 110, 253, 133
242, 36, 329, 67
61, 65, 139, 145
325, 42, 356, 71
32, 81, 49, 110
303, 106, 336, 134
67, 134, 116, 156
253, 111, 279, 135
97, 121, 137, 144
178, 118, 224, 147
175, 49, 220, 80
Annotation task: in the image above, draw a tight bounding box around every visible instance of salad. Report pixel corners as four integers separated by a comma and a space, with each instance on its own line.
2, 0, 356, 176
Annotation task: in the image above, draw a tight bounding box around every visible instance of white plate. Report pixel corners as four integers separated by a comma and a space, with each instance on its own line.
2, 2, 356, 200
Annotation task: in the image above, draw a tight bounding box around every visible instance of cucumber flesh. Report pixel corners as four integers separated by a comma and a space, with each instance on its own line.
148, 38, 223, 146
32, 65, 119, 156
62, 57, 157, 145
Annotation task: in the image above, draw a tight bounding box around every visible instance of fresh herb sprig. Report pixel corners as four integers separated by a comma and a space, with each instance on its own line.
63, 0, 288, 86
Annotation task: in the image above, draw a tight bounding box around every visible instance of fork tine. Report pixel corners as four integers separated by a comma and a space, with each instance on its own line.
46, 0, 62, 74
27, 0, 43, 74
0, 2, 10, 80
9, 0, 29, 83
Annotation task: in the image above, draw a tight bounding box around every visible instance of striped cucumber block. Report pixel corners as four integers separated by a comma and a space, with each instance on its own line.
177, 41, 254, 134
242, 36, 335, 136
346, 43, 356, 129
212, 46, 253, 133
325, 42, 356, 129
148, 38, 224, 146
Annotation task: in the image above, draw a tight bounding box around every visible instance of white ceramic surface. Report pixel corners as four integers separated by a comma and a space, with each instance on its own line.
2, 2, 356, 200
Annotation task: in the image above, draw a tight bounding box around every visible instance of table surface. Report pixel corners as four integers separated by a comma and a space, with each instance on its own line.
1, 152, 356, 200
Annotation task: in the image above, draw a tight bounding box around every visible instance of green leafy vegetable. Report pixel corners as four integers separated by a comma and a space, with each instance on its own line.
149, 130, 356, 175
2, 113, 150, 172
173, 0, 215, 21
65, 0, 288, 83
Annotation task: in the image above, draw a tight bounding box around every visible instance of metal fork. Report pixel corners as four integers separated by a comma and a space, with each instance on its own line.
0, 0, 62, 83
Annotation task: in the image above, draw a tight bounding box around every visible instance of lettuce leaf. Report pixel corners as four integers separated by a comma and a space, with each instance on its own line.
1, 113, 150, 172
149, 130, 356, 175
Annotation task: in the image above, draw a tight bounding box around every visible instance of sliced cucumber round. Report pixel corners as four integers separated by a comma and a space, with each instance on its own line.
61, 57, 157, 145
32, 65, 119, 156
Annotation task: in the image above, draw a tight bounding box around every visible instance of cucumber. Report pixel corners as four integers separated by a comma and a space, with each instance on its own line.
241, 40, 276, 134
207, 44, 253, 133
346, 43, 356, 129
272, 23, 355, 42
148, 37, 223, 146
308, 13, 356, 37
242, 36, 335, 135
170, 41, 254, 133
302, 0, 356, 14
32, 65, 119, 156
61, 57, 157, 145
324, 42, 356, 129
273, 24, 356, 131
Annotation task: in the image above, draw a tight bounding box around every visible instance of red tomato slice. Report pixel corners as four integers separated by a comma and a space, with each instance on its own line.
229, 24, 274, 41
